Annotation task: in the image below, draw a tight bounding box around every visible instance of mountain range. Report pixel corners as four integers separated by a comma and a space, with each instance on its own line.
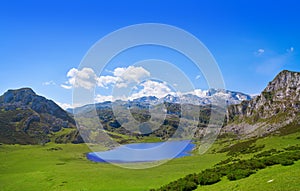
68, 89, 251, 115
0, 70, 299, 144
131, 89, 252, 106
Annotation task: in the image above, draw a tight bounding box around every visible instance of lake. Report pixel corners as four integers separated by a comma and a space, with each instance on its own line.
86, 140, 195, 163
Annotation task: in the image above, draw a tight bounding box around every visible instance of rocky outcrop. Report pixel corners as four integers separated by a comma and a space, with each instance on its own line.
0, 88, 82, 144
224, 70, 300, 137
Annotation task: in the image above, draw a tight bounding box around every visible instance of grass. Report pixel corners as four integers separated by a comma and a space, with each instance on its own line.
151, 131, 300, 191
196, 160, 300, 191
1, 131, 300, 191
0, 143, 226, 191
154, 143, 300, 190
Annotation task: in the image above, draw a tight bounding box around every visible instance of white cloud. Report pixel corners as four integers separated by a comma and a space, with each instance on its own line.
62, 68, 98, 90
113, 67, 127, 77
94, 94, 127, 102
101, 66, 151, 88
255, 49, 265, 56
195, 75, 201, 80
60, 84, 72, 89
129, 80, 173, 100
94, 95, 114, 102
62, 66, 151, 90
186, 89, 208, 97
55, 102, 73, 110
97, 75, 120, 88
42, 80, 56, 86
113, 66, 150, 88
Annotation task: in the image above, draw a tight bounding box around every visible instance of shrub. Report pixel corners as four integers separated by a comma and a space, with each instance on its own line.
183, 181, 198, 191
215, 157, 234, 166
284, 145, 300, 151
198, 169, 221, 185
227, 169, 254, 181
218, 139, 264, 156
152, 147, 300, 191
261, 156, 280, 166
280, 159, 294, 166
254, 149, 279, 158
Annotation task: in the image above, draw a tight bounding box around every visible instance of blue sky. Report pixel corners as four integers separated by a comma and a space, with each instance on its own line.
0, 0, 299, 108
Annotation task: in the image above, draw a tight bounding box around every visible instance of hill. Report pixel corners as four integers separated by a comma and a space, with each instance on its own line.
0, 88, 82, 144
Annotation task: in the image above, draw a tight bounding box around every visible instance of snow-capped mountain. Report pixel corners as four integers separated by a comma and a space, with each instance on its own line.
69, 89, 251, 113
129, 89, 251, 106
162, 89, 251, 105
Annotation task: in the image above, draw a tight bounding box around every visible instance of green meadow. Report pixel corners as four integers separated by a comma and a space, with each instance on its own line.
0, 143, 225, 191
1, 131, 300, 191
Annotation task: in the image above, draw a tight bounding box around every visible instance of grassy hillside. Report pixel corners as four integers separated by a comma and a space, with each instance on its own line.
196, 161, 300, 191
152, 131, 300, 191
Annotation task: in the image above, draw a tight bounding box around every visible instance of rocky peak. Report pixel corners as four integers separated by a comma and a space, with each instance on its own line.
0, 88, 74, 123
263, 70, 300, 102
1, 87, 36, 104
0, 88, 81, 144
224, 70, 300, 137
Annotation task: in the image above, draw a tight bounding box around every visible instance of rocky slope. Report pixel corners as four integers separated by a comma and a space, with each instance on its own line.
0, 88, 82, 144
224, 70, 300, 137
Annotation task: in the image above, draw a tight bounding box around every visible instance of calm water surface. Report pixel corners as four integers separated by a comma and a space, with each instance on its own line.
86, 140, 195, 163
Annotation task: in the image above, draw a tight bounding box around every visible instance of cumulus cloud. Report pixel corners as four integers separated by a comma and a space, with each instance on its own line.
129, 80, 173, 100
95, 80, 174, 103
61, 68, 98, 90
62, 66, 151, 90
97, 75, 120, 88
113, 66, 150, 88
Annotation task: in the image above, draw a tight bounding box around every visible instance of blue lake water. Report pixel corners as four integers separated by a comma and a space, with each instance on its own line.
86, 140, 195, 163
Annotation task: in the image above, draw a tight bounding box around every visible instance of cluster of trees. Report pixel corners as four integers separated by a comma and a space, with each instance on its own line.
151, 145, 300, 191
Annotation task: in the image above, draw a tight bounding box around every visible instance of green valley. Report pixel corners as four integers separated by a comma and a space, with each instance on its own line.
1, 130, 300, 191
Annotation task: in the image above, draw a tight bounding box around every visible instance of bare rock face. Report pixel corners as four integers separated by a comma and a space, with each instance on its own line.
224, 70, 300, 137
0, 88, 82, 144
